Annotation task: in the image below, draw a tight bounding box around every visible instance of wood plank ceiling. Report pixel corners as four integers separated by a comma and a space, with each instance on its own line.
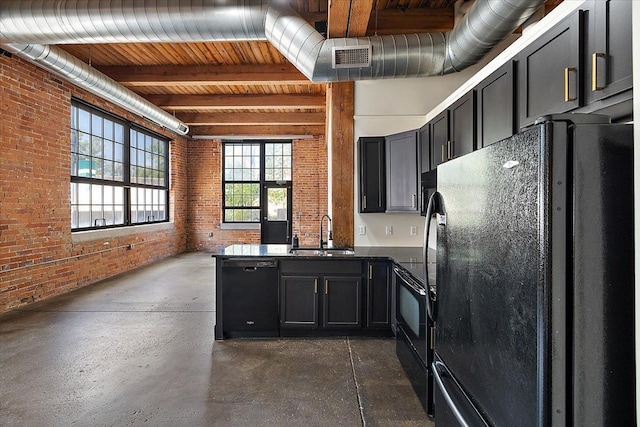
59, 0, 561, 138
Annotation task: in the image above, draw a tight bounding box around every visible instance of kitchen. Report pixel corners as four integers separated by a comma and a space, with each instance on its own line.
1, 0, 638, 426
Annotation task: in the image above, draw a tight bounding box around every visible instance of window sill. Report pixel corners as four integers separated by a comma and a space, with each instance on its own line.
219, 223, 260, 230
72, 222, 174, 243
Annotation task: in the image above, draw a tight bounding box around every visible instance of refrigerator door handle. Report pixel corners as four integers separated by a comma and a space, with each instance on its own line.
433, 360, 489, 427
424, 191, 444, 321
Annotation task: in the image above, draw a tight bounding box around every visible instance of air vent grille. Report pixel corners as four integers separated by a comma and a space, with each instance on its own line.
331, 45, 372, 69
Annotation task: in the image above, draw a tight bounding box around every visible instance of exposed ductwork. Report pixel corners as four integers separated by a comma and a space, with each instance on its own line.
0, 0, 546, 134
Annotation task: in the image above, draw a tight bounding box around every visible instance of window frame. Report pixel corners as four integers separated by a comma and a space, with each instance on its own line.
222, 140, 292, 224
70, 98, 170, 231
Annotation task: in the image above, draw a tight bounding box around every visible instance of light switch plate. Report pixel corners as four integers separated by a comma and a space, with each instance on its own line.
410, 226, 417, 236
385, 225, 393, 235
359, 225, 366, 235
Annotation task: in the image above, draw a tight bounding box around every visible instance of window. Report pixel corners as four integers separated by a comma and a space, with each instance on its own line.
223, 141, 292, 222
70, 100, 169, 230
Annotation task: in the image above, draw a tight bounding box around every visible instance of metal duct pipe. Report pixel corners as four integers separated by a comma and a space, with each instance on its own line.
0, 0, 545, 126
1, 43, 189, 135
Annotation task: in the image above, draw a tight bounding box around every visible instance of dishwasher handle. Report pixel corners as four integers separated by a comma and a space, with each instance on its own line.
221, 258, 278, 269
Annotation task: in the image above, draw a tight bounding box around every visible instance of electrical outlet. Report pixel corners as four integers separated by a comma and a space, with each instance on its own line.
359, 225, 366, 235
410, 226, 417, 236
385, 225, 393, 235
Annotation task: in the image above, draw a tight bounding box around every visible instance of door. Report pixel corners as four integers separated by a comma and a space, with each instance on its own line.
587, 0, 632, 103
323, 276, 361, 328
358, 137, 386, 213
477, 61, 516, 148
385, 130, 419, 212
261, 183, 291, 243
518, 11, 582, 126
448, 91, 476, 158
429, 110, 448, 170
280, 275, 319, 328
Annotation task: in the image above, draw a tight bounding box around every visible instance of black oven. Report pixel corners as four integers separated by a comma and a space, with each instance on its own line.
394, 264, 434, 416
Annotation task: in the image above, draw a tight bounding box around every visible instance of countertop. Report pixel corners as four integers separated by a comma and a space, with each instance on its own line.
215, 244, 425, 284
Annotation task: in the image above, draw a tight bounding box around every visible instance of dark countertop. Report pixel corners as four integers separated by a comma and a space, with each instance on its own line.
216, 244, 425, 284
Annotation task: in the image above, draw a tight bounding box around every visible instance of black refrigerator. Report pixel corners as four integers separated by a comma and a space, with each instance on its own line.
426, 114, 635, 426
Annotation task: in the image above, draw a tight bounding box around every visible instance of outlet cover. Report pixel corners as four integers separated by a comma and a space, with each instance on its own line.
359, 225, 366, 235
410, 226, 417, 236
385, 225, 393, 235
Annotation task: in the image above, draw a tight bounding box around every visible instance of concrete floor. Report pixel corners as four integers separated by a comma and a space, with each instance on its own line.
0, 252, 433, 426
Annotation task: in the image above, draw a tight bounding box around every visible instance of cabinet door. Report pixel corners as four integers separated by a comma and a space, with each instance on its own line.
366, 262, 391, 329
385, 130, 419, 212
358, 137, 386, 213
587, 0, 632, 103
518, 11, 582, 126
430, 110, 449, 170
323, 276, 362, 328
418, 123, 430, 173
477, 61, 516, 148
449, 91, 476, 158
280, 275, 319, 328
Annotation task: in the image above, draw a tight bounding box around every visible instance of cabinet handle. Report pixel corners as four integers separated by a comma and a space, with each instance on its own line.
430, 326, 436, 349
363, 195, 367, 210
447, 140, 453, 160
412, 194, 417, 209
369, 265, 373, 280
325, 279, 328, 295
592, 52, 605, 91
441, 144, 445, 163
314, 279, 317, 294
564, 67, 577, 102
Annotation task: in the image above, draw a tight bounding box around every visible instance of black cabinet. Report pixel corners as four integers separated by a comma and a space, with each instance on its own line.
280, 275, 319, 328
586, 0, 632, 104
366, 261, 391, 329
418, 123, 430, 173
429, 110, 449, 170
476, 61, 516, 148
429, 91, 476, 168
358, 137, 386, 213
280, 260, 362, 330
448, 91, 476, 158
385, 130, 419, 212
323, 276, 362, 327
518, 11, 583, 126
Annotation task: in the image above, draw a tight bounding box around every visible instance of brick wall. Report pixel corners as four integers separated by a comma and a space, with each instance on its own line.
186, 138, 328, 251
0, 54, 330, 312
0, 54, 188, 311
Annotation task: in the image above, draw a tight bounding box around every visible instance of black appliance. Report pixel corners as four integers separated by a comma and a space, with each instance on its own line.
394, 264, 434, 416
420, 169, 437, 216
216, 258, 279, 339
426, 114, 635, 426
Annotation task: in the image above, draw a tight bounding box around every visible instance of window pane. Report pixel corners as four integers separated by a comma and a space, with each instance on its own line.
78, 109, 90, 133
78, 132, 91, 155
115, 123, 124, 143
92, 115, 103, 137
104, 120, 114, 140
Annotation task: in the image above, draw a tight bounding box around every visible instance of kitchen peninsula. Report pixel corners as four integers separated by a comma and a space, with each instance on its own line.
214, 244, 423, 340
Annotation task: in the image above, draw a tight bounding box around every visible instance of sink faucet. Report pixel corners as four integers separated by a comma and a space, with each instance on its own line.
320, 214, 333, 249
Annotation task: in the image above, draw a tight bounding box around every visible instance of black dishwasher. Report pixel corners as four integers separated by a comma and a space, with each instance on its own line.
219, 258, 279, 338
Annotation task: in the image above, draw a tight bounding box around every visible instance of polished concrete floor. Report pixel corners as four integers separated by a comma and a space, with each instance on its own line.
0, 252, 433, 426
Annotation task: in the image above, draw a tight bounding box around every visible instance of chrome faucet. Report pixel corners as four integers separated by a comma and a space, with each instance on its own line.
319, 214, 333, 249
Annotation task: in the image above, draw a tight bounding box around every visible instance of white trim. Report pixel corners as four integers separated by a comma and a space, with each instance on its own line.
219, 222, 261, 230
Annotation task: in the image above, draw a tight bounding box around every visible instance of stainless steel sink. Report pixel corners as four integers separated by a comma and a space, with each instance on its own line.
289, 247, 355, 257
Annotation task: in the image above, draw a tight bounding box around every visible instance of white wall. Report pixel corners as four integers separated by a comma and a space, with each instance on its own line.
353, 36, 517, 247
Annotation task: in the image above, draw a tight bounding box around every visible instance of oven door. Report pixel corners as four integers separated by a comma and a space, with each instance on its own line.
394, 265, 433, 416
395, 266, 427, 363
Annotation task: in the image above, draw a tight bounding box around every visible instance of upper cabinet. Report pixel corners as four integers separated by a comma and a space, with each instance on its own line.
386, 130, 419, 212
429, 91, 476, 169
418, 123, 430, 174
518, 11, 583, 127
448, 91, 476, 158
476, 61, 516, 148
358, 137, 386, 213
586, 0, 633, 104
429, 110, 449, 170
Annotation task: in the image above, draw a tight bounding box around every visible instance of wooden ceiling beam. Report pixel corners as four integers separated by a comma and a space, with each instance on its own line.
97, 64, 311, 86
347, 0, 375, 37
190, 124, 325, 136
176, 111, 326, 125
144, 94, 326, 110
366, 8, 454, 35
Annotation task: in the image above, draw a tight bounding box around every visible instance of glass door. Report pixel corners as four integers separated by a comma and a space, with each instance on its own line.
261, 184, 291, 244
